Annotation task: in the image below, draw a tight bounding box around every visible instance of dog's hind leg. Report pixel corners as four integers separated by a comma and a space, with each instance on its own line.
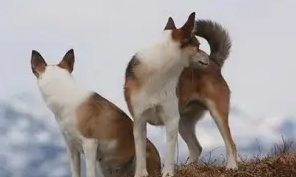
179, 112, 203, 163
206, 92, 238, 170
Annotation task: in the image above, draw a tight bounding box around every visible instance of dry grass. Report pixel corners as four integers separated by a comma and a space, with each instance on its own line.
147, 138, 296, 177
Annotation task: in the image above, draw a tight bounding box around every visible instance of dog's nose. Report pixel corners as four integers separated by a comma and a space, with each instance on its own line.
198, 55, 209, 67
189, 53, 210, 68
198, 58, 209, 66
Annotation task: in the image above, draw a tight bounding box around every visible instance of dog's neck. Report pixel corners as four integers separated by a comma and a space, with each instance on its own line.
136, 30, 189, 82
37, 66, 90, 118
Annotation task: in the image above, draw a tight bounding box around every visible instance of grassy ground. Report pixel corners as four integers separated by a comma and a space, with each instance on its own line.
147, 138, 296, 177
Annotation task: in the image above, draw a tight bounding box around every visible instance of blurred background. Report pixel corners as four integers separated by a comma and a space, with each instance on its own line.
1, 0, 296, 176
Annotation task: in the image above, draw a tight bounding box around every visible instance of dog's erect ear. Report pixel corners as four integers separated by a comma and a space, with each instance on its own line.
58, 49, 75, 73
31, 50, 47, 77
180, 12, 196, 38
164, 17, 176, 30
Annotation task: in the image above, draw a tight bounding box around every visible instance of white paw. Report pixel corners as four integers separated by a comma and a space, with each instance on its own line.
188, 158, 198, 164
134, 170, 148, 177
225, 161, 238, 170
225, 154, 238, 170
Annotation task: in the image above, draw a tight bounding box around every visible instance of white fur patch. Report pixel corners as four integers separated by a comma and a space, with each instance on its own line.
37, 66, 90, 119
226, 153, 238, 170
131, 31, 189, 116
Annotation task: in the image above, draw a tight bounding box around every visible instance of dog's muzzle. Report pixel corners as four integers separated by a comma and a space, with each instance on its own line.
189, 52, 210, 68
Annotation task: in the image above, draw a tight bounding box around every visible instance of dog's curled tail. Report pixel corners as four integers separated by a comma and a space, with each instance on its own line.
193, 19, 231, 68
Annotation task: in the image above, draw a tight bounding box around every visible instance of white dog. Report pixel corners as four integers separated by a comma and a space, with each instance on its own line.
123, 12, 209, 177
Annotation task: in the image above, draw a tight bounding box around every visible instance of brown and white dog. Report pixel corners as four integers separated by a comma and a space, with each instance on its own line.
177, 19, 238, 169
124, 12, 210, 177
30, 49, 161, 177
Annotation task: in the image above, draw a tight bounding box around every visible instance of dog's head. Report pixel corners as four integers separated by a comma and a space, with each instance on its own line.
163, 12, 209, 68
31, 49, 75, 77
31, 49, 75, 90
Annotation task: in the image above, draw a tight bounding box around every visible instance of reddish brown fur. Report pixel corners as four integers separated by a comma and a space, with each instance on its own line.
124, 79, 139, 118
76, 93, 161, 176
165, 13, 198, 45
57, 61, 73, 73
174, 19, 238, 168
177, 50, 237, 164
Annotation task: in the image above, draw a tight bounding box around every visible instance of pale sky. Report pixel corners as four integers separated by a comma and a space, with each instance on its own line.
1, 0, 296, 165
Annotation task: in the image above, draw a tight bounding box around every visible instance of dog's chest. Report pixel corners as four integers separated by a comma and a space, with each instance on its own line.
150, 79, 177, 103
136, 68, 182, 109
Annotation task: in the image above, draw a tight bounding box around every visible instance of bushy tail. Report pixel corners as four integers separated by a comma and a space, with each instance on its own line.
193, 19, 231, 67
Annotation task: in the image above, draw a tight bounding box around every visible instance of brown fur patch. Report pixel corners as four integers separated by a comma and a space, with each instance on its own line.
76, 93, 161, 175
168, 12, 196, 44
124, 78, 139, 118
57, 61, 73, 73
164, 12, 201, 53
177, 60, 229, 119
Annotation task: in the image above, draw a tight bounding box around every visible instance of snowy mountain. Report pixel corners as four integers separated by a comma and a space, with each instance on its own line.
1, 94, 295, 177
0, 95, 70, 177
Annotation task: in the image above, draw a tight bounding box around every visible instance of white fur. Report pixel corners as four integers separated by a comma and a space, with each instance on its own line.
130, 31, 209, 177
37, 66, 107, 177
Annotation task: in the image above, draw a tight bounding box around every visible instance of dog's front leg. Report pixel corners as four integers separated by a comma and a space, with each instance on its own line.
63, 135, 81, 177
133, 112, 148, 177
83, 139, 99, 177
161, 100, 180, 177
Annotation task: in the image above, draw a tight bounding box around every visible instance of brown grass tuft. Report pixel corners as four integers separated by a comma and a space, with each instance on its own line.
144, 139, 296, 177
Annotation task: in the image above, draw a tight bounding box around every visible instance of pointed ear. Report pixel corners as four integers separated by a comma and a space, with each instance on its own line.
31, 50, 47, 77
164, 17, 176, 30
58, 49, 75, 73
180, 12, 196, 37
